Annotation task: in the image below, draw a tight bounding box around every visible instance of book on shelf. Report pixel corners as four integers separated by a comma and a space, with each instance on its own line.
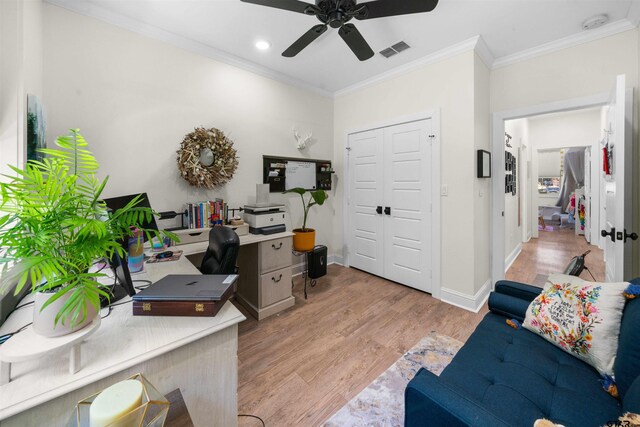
184, 199, 228, 229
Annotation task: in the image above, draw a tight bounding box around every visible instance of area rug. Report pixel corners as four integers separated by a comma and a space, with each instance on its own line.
323, 333, 463, 427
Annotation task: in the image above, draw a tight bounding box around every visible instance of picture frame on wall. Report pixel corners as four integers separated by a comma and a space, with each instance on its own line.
477, 150, 491, 178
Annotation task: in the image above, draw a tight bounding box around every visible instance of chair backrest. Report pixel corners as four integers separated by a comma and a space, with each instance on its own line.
615, 278, 640, 399
200, 226, 240, 275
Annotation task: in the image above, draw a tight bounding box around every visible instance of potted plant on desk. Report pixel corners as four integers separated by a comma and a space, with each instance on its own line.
283, 187, 328, 252
0, 129, 176, 337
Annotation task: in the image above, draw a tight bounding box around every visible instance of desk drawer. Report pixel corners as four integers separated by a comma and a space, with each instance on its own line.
259, 237, 291, 273
260, 267, 292, 308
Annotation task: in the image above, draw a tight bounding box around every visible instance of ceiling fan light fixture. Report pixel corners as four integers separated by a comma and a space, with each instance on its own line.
255, 40, 272, 50
582, 14, 608, 31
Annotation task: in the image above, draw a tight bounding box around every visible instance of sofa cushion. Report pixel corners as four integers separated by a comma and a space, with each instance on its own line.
615, 294, 640, 398
439, 313, 622, 426
623, 376, 640, 414
523, 274, 628, 375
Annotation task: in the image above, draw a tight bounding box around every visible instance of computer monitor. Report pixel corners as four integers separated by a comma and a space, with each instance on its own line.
102, 192, 159, 243
102, 251, 136, 307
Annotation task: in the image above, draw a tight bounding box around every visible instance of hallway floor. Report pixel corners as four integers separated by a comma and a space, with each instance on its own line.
506, 227, 605, 286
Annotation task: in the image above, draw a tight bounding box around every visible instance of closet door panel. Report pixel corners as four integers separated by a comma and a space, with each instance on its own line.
348, 129, 384, 277
383, 120, 432, 292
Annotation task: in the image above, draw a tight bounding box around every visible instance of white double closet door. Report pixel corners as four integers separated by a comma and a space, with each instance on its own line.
348, 119, 433, 293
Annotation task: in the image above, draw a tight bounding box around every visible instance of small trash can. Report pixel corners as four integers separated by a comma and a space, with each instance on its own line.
307, 245, 327, 279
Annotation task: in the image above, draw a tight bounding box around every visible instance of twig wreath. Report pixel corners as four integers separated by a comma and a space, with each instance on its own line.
177, 127, 238, 189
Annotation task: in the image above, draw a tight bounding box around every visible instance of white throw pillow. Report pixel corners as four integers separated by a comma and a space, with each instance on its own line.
523, 273, 628, 376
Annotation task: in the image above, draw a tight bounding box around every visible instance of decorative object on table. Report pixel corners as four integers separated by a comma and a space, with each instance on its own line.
26, 94, 46, 163
293, 128, 312, 150
283, 187, 328, 251
146, 250, 183, 264
70, 373, 170, 427
0, 129, 175, 337
128, 228, 146, 273
477, 149, 491, 178
324, 333, 462, 427
177, 127, 238, 189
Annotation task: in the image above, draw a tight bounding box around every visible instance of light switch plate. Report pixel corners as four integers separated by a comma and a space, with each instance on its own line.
441, 185, 448, 196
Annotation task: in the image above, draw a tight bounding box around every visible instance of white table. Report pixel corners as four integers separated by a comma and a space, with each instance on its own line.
0, 257, 245, 427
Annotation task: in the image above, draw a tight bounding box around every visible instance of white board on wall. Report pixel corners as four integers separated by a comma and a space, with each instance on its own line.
285, 161, 316, 190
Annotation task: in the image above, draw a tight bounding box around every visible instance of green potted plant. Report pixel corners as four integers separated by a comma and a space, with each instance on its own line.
0, 129, 176, 337
283, 187, 328, 252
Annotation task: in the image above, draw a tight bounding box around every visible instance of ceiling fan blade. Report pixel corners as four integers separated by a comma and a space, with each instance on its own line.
240, 0, 319, 15
282, 24, 328, 57
338, 24, 374, 61
351, 0, 438, 20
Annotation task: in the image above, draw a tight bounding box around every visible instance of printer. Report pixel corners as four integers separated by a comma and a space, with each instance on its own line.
243, 204, 287, 235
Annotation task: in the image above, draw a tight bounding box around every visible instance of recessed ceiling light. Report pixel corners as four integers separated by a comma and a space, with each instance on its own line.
582, 14, 608, 31
255, 40, 271, 51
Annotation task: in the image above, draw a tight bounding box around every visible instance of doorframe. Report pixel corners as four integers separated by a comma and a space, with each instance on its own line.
491, 92, 621, 285
342, 109, 442, 300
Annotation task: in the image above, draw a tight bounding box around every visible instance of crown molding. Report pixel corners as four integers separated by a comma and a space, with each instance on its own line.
627, 1, 640, 27
492, 18, 637, 69
44, 0, 334, 98
473, 35, 495, 69
335, 36, 482, 97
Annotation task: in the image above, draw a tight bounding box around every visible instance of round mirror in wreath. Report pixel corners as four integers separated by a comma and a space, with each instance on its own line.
177, 127, 238, 189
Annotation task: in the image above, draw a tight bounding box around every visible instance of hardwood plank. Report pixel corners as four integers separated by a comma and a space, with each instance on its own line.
236, 265, 487, 427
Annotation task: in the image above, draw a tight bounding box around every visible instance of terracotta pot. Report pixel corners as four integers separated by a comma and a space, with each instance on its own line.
292, 228, 316, 252
32, 290, 98, 337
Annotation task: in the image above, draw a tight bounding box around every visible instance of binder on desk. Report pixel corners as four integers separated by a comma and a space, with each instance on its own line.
132, 274, 237, 317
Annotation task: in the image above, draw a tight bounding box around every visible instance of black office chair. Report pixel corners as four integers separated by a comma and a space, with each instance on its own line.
200, 226, 240, 275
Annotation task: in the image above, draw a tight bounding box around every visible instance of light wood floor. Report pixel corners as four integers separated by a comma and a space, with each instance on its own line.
235, 267, 487, 426
506, 227, 604, 286
236, 228, 603, 426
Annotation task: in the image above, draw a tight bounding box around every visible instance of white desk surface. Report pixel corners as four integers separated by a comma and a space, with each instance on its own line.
177, 230, 294, 256
0, 256, 245, 421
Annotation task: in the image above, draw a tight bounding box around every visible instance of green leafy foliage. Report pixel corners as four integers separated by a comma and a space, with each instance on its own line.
283, 187, 328, 231
0, 129, 178, 327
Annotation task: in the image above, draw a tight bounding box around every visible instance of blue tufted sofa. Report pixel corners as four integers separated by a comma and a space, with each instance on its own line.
405, 279, 640, 427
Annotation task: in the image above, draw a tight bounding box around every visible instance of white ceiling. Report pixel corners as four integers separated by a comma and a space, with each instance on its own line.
48, 0, 640, 94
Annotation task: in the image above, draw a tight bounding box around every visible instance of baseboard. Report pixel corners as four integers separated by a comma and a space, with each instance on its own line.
440, 279, 491, 313
292, 254, 343, 277
504, 243, 522, 273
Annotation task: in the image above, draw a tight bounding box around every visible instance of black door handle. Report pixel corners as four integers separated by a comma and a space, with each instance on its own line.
384, 207, 391, 215
376, 206, 382, 214
601, 227, 616, 242
624, 229, 639, 243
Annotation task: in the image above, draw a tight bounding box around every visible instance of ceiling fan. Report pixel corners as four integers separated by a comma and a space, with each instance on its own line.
240, 0, 439, 61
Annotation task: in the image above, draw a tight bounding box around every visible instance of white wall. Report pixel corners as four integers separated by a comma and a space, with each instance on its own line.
0, 0, 43, 180
334, 49, 487, 306
473, 53, 491, 293
42, 4, 335, 257
504, 118, 526, 267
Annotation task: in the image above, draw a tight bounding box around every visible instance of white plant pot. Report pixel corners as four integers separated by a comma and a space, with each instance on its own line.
32, 290, 98, 337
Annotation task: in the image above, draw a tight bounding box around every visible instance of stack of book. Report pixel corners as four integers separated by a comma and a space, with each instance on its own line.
185, 199, 228, 229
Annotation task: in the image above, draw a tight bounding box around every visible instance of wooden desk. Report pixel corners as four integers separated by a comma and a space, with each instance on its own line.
174, 231, 296, 320
0, 257, 245, 427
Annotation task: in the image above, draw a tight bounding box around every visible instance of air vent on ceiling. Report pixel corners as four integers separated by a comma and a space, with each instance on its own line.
379, 41, 411, 58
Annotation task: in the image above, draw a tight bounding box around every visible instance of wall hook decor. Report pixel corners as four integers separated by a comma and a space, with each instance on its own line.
505, 132, 513, 148
293, 128, 313, 150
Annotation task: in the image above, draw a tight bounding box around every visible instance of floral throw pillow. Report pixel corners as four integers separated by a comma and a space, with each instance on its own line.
523, 274, 628, 375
